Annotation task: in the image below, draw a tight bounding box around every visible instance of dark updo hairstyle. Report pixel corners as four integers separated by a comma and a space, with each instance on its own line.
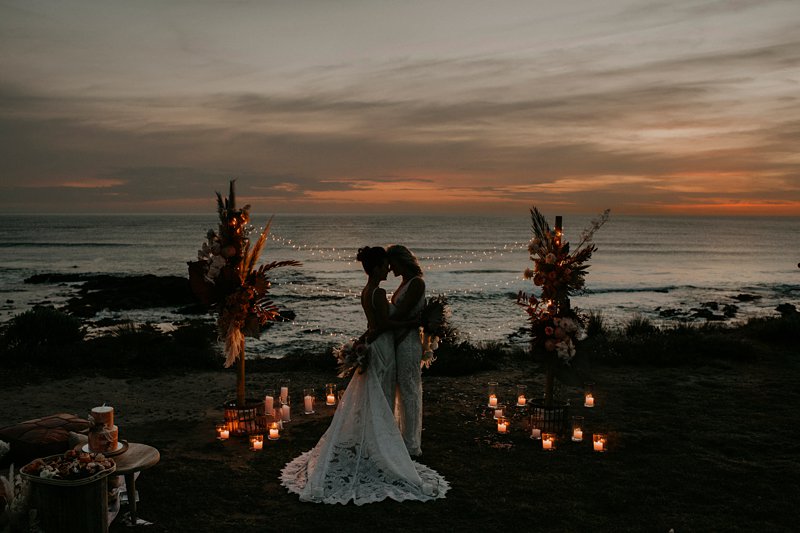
356, 246, 388, 275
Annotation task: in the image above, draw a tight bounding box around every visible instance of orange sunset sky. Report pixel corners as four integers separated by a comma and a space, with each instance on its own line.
1, 1, 799, 215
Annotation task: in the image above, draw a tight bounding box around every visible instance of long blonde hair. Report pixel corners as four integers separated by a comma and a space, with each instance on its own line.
387, 244, 423, 278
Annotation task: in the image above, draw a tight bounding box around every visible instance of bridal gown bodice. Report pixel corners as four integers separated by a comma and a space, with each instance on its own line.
281, 305, 448, 505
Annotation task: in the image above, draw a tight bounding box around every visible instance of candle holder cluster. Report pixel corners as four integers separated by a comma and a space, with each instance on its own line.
216, 379, 343, 446
484, 380, 611, 453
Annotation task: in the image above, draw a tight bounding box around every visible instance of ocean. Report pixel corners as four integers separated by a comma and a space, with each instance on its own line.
1, 213, 799, 358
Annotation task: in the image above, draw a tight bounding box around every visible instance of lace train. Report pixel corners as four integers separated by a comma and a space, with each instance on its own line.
280, 330, 448, 505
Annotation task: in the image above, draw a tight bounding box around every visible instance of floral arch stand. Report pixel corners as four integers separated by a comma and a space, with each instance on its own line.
519, 210, 609, 437
190, 180, 300, 437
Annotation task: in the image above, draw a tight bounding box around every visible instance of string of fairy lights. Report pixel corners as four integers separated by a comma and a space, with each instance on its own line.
257, 230, 533, 343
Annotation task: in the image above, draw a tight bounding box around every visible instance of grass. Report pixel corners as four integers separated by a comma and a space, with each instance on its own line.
97, 343, 800, 533
2, 310, 799, 531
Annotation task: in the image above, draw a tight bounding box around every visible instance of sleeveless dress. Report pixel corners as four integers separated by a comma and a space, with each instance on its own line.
392, 278, 425, 456
280, 290, 449, 505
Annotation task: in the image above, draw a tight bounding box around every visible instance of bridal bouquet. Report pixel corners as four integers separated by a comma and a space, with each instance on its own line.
333, 333, 369, 378
419, 294, 452, 369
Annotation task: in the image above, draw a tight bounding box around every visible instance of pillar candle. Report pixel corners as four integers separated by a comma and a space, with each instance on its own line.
269, 427, 279, 440
573, 428, 583, 441
253, 440, 263, 450
497, 421, 508, 434
220, 429, 230, 440
265, 395, 274, 413
542, 438, 553, 450
531, 428, 541, 439
280, 386, 289, 403
584, 394, 595, 407
304, 395, 314, 413
488, 395, 498, 408
594, 440, 605, 452
281, 404, 291, 422
326, 394, 336, 406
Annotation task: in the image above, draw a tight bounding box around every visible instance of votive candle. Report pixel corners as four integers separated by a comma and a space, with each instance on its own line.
497, 417, 508, 434
326, 394, 336, 406
584, 393, 595, 408
488, 394, 498, 408
517, 395, 527, 407
573, 428, 583, 441
593, 434, 607, 453
269, 422, 280, 440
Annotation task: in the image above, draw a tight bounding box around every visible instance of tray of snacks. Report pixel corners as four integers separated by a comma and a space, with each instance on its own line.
21, 449, 116, 486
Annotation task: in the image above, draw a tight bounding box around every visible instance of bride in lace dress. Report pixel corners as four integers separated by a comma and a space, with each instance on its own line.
387, 244, 426, 457
281, 246, 449, 505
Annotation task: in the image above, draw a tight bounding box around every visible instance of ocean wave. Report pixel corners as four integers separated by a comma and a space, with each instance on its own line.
0, 242, 135, 248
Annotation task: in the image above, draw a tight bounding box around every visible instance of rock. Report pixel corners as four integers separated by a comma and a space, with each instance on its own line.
722, 304, 739, 318
701, 301, 719, 310
691, 308, 726, 321
26, 273, 196, 317
732, 293, 761, 302
658, 308, 685, 318
776, 303, 798, 317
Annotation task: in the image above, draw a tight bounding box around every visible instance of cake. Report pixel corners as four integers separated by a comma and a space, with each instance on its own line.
88, 405, 119, 453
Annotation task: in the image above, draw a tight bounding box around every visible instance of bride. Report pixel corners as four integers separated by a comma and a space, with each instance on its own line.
280, 246, 449, 505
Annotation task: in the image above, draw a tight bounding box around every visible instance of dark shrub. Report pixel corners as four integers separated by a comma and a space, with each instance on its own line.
624, 315, 658, 337
0, 306, 85, 367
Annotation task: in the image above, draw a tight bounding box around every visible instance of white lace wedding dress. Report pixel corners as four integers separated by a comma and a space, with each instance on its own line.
392, 278, 425, 456
280, 292, 449, 505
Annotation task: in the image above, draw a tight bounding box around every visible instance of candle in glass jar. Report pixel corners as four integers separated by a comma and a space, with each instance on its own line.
304, 395, 314, 414
281, 404, 291, 422
497, 421, 508, 434
584, 394, 594, 407
219, 428, 230, 440
517, 395, 526, 406
593, 437, 606, 452
326, 394, 336, 406
280, 386, 289, 403
542, 437, 553, 450
488, 394, 498, 408
269, 422, 280, 440
265, 395, 274, 413
573, 428, 583, 441
253, 439, 263, 450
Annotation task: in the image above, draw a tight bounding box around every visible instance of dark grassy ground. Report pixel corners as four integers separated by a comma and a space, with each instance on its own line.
2, 311, 799, 531
105, 345, 798, 532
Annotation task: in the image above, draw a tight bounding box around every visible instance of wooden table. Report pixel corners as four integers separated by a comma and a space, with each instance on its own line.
112, 443, 160, 526
72, 438, 160, 527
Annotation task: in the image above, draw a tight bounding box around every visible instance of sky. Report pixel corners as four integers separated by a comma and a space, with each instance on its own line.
1, 0, 799, 215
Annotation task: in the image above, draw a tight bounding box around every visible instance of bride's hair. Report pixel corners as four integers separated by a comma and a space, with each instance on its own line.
387, 245, 423, 278
356, 246, 388, 274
